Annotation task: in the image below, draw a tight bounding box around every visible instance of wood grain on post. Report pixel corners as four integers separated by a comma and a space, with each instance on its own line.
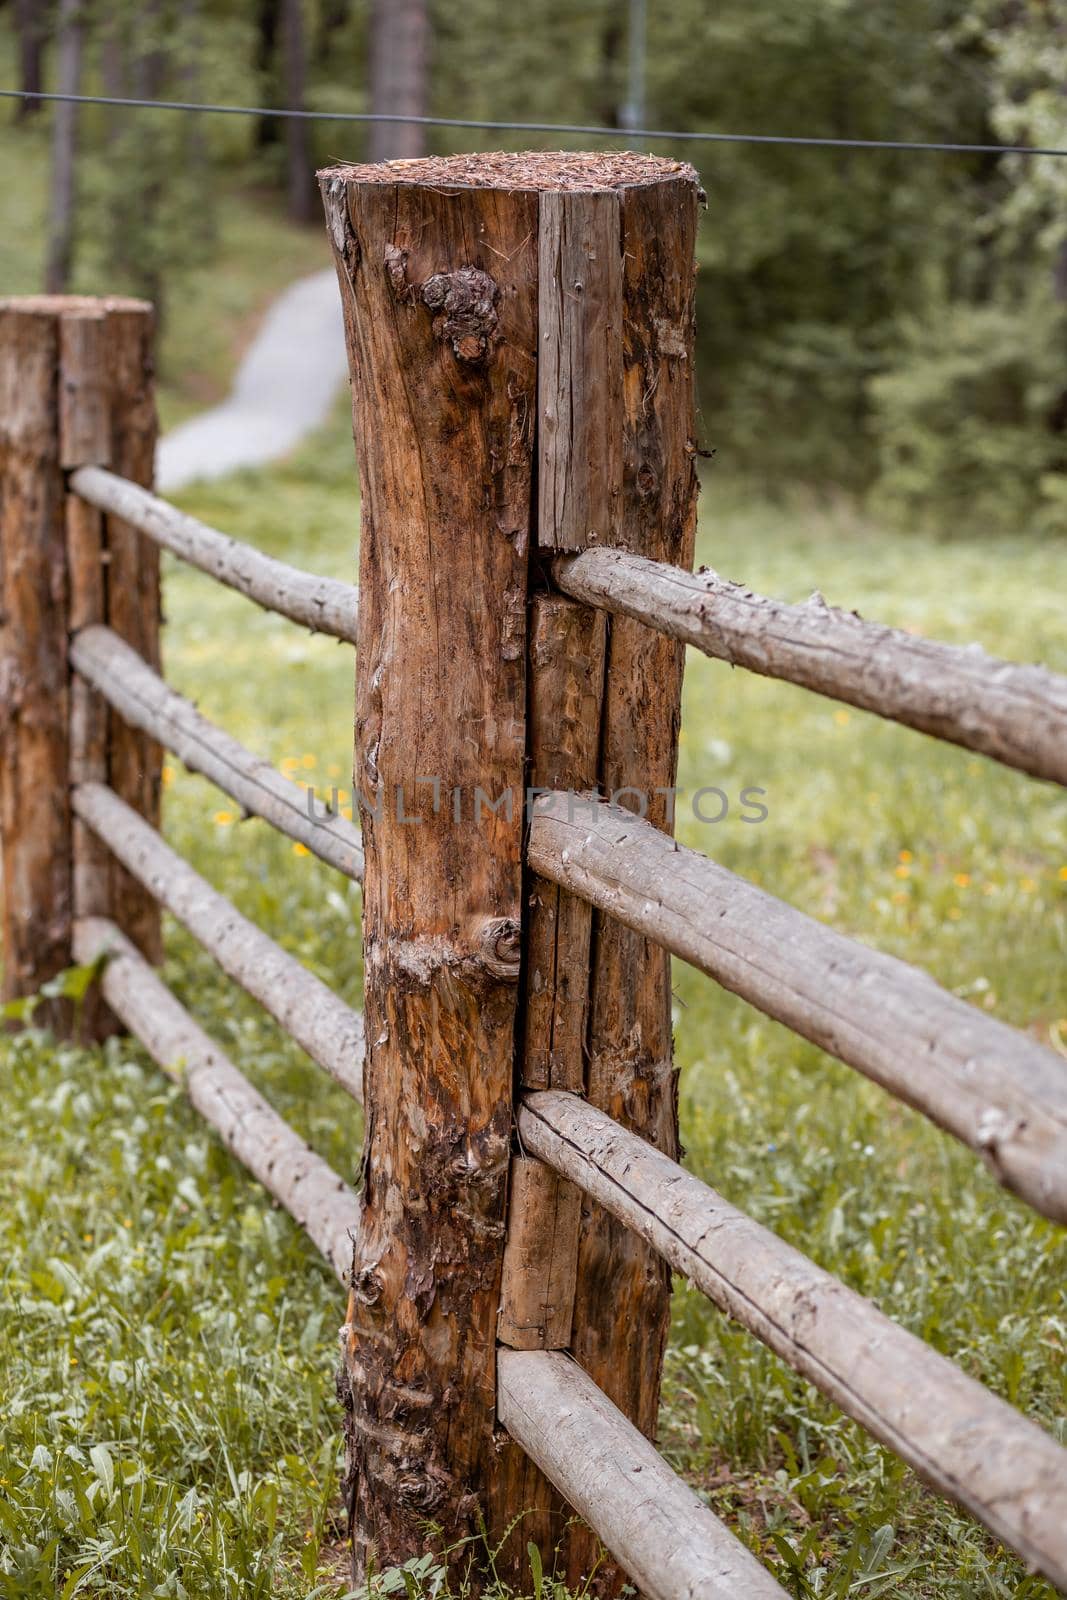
61, 307, 117, 1037
320, 150, 699, 1588
321, 154, 537, 1581
561, 172, 700, 1599
0, 302, 70, 1020
103, 301, 162, 965
494, 597, 606, 1572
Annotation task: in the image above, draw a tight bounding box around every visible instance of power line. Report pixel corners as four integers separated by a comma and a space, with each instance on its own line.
3, 86, 1067, 159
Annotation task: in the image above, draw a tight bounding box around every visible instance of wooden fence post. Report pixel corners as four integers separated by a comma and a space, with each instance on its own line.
0, 296, 160, 1032
322, 153, 699, 1589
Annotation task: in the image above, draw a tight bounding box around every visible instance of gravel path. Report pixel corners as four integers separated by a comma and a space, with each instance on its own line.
156, 269, 348, 493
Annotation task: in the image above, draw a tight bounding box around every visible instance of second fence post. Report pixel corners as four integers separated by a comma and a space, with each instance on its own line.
0, 295, 160, 1033
322, 152, 699, 1589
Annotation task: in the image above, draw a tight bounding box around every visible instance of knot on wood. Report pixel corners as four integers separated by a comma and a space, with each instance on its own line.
476, 916, 521, 981
384, 243, 411, 299
395, 1467, 449, 1513
421, 267, 499, 362
352, 1264, 384, 1306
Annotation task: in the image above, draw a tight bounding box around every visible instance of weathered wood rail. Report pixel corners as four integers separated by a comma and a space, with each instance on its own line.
2, 162, 1066, 1600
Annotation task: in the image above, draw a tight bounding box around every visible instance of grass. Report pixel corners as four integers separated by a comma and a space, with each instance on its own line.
1, 105, 1066, 1587
2, 417, 1064, 1596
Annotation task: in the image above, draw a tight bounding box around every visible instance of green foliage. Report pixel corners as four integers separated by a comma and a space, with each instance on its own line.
5, 0, 1067, 518
870, 301, 1067, 532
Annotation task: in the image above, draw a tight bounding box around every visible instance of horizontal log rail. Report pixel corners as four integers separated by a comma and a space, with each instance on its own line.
497, 1348, 789, 1600
528, 794, 1067, 1224
517, 1090, 1067, 1588
73, 782, 364, 1102
70, 466, 360, 643
70, 625, 364, 882
73, 917, 359, 1280
554, 549, 1067, 787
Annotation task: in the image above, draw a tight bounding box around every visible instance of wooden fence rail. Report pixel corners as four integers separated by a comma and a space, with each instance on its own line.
516, 1090, 1067, 1587
72, 917, 359, 1280
73, 782, 364, 1102
497, 1349, 790, 1600
529, 792, 1067, 1224
3, 147, 1066, 1600
70, 464, 361, 643
555, 547, 1067, 787
70, 625, 364, 880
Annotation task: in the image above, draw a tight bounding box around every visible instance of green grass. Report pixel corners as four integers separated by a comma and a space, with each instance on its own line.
2, 406, 1067, 1593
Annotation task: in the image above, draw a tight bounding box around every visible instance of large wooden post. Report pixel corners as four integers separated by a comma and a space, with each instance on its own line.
322, 153, 699, 1588
0, 296, 160, 1030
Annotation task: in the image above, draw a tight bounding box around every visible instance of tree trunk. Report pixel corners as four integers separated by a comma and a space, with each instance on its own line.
44, 0, 85, 295
368, 0, 429, 162
255, 0, 282, 148
281, 0, 315, 222
321, 151, 700, 1593
14, 0, 44, 119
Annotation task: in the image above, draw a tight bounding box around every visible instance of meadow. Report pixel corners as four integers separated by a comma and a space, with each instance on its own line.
1, 148, 1066, 1594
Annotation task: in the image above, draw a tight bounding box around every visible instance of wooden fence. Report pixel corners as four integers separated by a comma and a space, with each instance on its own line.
2, 150, 1067, 1598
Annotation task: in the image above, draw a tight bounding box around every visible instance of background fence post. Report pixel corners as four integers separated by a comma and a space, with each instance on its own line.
0, 295, 160, 1032
324, 153, 699, 1589
0, 301, 71, 1025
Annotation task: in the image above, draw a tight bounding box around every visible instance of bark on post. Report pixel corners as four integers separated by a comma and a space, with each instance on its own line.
101, 301, 162, 965
0, 296, 160, 1030
322, 152, 699, 1590
0, 303, 70, 1022
561, 172, 699, 1588
322, 157, 537, 1582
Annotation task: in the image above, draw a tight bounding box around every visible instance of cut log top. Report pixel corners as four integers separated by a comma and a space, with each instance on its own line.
318, 149, 699, 193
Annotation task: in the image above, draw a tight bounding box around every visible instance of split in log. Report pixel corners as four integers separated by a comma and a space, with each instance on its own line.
74, 917, 360, 1281
70, 625, 364, 881
518, 1090, 1067, 1591
73, 781, 364, 1102
71, 465, 360, 644
528, 793, 1067, 1224
554, 548, 1067, 788
497, 1348, 789, 1600
562, 166, 699, 1593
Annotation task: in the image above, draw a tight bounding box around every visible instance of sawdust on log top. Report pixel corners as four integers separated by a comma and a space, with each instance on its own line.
319, 150, 699, 192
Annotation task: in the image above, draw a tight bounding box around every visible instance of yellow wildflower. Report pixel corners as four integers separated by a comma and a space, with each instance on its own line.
953, 873, 970, 889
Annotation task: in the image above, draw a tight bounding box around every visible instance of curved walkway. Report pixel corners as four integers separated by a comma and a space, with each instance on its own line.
156, 269, 349, 493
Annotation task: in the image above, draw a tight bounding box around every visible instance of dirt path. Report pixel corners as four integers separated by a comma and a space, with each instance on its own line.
156, 270, 348, 492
